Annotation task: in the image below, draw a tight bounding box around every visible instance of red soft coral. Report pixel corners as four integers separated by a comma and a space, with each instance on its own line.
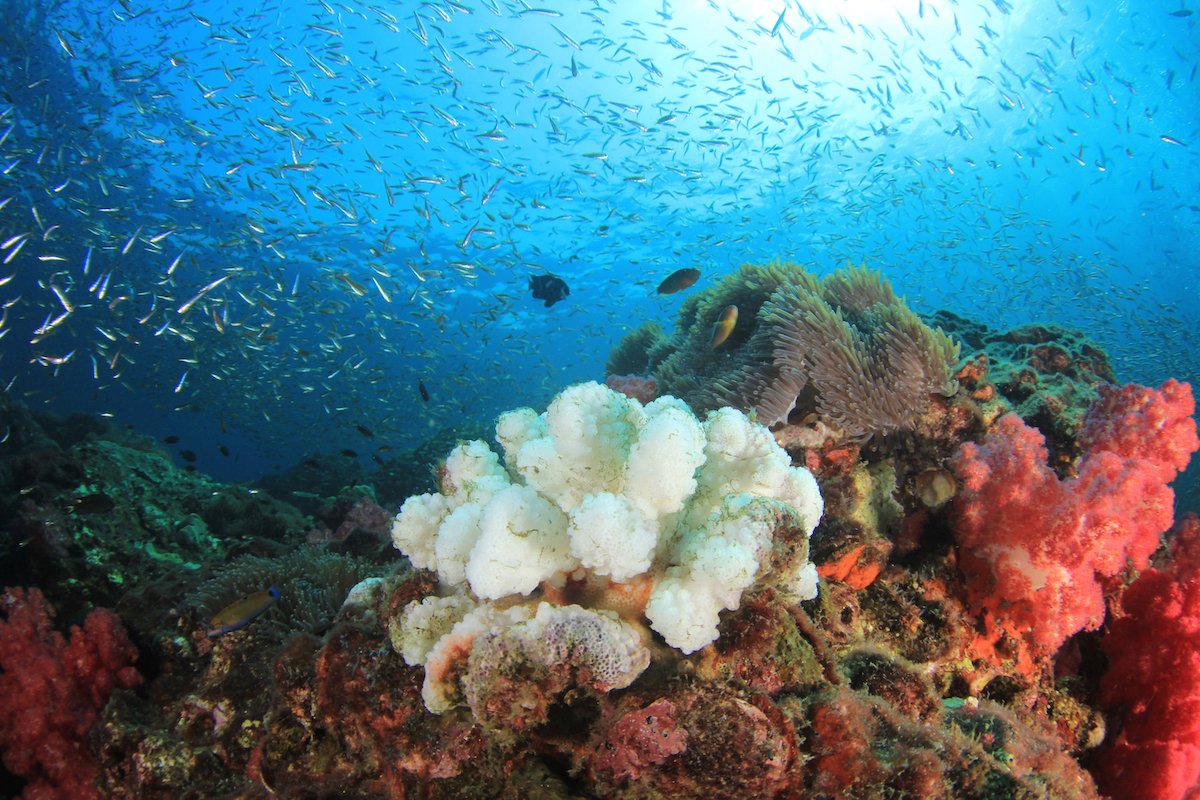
950, 380, 1198, 653
605, 374, 658, 405
0, 587, 142, 800
1093, 514, 1200, 800
1079, 378, 1199, 477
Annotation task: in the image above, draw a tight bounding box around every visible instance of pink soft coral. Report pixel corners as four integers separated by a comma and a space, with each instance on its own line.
1093, 514, 1200, 800
1079, 378, 1199, 476
950, 380, 1198, 653
0, 587, 142, 800
605, 374, 658, 405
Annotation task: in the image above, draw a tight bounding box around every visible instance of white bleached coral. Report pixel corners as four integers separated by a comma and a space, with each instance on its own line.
391, 381, 823, 715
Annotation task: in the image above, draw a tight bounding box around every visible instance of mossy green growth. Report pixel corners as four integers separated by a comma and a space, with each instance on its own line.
16, 437, 310, 616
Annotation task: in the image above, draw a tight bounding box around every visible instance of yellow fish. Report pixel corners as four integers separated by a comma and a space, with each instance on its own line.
206, 587, 281, 637
710, 305, 738, 348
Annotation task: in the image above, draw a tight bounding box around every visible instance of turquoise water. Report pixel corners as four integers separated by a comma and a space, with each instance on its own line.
0, 0, 1196, 484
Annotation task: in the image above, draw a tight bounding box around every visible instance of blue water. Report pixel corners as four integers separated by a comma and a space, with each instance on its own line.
0, 0, 1196, 487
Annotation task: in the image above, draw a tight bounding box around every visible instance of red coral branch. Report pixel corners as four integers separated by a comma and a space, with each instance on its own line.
0, 587, 142, 800
1093, 514, 1200, 800
949, 380, 1198, 653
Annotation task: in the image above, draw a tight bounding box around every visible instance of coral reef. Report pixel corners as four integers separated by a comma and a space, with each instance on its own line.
0, 333, 1195, 799
609, 259, 959, 439
0, 402, 309, 618
186, 547, 385, 639
0, 587, 141, 800
936, 313, 1116, 473
950, 380, 1197, 653
1091, 513, 1200, 800
305, 486, 394, 547
390, 381, 823, 716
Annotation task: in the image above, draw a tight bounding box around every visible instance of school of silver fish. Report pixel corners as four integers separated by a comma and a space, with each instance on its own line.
0, 0, 1195, 469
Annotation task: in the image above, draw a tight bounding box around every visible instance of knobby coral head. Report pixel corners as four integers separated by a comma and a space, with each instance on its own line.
389, 381, 824, 722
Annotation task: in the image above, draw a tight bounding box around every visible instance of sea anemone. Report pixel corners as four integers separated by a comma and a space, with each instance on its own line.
615, 259, 959, 441
187, 547, 382, 638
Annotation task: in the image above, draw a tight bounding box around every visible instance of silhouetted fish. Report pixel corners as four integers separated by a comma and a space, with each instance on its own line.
529, 273, 570, 307
67, 493, 115, 514
657, 268, 701, 294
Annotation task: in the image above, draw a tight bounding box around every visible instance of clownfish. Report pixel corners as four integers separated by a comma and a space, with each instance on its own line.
710, 304, 738, 348
206, 587, 281, 637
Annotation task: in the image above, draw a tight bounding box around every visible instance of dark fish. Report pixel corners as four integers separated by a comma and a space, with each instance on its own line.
372, 454, 385, 466
657, 267, 701, 294
1169, 9, 1193, 15
218, 444, 230, 457
419, 380, 430, 402
528, 273, 570, 307
206, 587, 281, 637
179, 450, 197, 462
341, 449, 359, 458
710, 305, 739, 349
163, 436, 180, 444
356, 424, 375, 438
303, 458, 321, 469
67, 493, 115, 514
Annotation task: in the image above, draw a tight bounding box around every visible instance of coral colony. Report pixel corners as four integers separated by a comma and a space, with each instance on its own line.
1, 261, 1199, 800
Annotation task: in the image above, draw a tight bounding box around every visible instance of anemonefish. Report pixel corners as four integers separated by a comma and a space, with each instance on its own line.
206, 587, 281, 637
656, 267, 701, 294
710, 304, 738, 348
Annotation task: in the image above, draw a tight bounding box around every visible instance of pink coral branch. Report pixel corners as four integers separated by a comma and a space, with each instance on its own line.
1094, 513, 1200, 800
950, 380, 1198, 653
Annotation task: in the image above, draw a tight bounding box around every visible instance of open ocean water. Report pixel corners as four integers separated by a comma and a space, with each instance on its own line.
0, 0, 1196, 494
